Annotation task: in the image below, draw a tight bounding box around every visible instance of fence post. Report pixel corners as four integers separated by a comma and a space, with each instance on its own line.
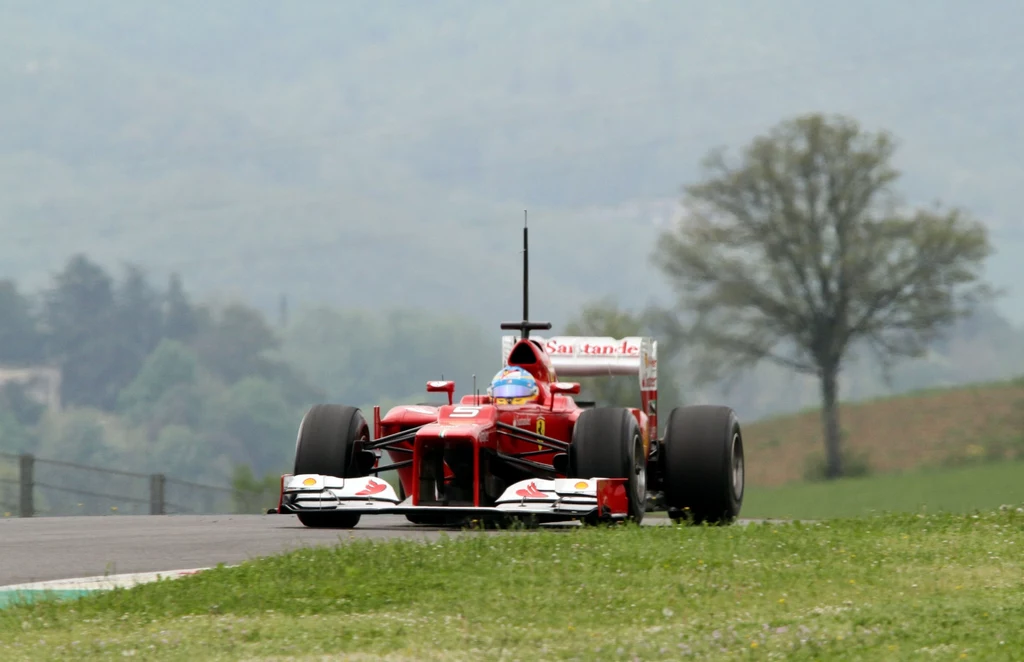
150, 473, 165, 515
18, 454, 33, 518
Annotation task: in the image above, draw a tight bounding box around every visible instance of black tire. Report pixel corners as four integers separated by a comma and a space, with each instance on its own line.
662, 405, 744, 525
569, 407, 647, 523
293, 404, 369, 529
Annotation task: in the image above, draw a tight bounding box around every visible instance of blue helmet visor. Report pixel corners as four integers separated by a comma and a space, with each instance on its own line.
491, 377, 537, 399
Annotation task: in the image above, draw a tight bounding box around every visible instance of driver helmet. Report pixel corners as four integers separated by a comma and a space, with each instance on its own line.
488, 367, 540, 405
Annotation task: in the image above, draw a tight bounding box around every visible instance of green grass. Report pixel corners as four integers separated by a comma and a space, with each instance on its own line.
0, 591, 92, 609
743, 460, 1024, 520
2, 511, 1023, 661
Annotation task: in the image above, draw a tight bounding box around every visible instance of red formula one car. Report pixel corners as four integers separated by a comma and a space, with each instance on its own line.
275, 225, 745, 528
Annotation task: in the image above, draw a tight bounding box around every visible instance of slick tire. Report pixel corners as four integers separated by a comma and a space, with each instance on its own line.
293, 404, 372, 529
569, 407, 647, 524
662, 405, 744, 525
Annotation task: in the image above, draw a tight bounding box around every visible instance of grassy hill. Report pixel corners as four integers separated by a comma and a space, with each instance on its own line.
743, 460, 1024, 519
744, 379, 1024, 487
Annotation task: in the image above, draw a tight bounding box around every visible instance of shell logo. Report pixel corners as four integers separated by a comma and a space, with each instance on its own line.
574, 481, 588, 490
302, 477, 317, 486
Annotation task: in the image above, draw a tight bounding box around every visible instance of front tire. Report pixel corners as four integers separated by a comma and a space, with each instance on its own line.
662, 405, 744, 525
293, 404, 371, 529
569, 407, 647, 523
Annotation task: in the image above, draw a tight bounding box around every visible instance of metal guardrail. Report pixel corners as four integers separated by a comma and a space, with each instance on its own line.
0, 452, 256, 517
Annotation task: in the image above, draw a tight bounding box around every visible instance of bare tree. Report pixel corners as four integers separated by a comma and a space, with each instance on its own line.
653, 113, 993, 478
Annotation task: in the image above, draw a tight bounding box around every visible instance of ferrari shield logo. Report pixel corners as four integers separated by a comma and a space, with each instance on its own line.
536, 418, 545, 450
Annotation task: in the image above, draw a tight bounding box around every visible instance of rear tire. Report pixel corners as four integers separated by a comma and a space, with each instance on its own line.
293, 404, 370, 529
662, 405, 744, 525
569, 407, 646, 523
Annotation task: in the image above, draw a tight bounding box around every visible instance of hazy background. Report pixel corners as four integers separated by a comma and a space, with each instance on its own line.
5, 1, 1024, 320
2, 1, 1024, 509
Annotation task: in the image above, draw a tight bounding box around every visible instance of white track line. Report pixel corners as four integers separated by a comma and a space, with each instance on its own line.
0, 567, 213, 593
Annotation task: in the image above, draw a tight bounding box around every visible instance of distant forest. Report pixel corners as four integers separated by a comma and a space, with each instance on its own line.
0, 255, 322, 487
3, 251, 1024, 502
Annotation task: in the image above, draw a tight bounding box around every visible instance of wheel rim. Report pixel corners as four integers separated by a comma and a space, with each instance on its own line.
633, 433, 646, 504
731, 431, 744, 501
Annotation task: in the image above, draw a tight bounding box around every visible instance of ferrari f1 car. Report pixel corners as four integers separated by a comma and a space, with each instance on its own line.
274, 224, 745, 528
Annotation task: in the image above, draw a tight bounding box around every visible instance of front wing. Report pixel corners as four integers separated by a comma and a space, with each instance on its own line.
275, 474, 631, 522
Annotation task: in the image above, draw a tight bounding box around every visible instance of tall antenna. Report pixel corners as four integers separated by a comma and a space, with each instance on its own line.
522, 210, 529, 331
499, 210, 552, 340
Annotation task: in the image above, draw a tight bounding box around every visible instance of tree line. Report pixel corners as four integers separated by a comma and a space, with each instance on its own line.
0, 256, 322, 493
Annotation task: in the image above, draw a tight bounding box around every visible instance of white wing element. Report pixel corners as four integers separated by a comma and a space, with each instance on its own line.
495, 477, 596, 502
502, 335, 657, 390
279, 474, 631, 519
493, 477, 628, 517
283, 474, 402, 509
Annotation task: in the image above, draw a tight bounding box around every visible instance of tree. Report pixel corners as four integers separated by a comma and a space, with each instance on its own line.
0, 407, 35, 455
563, 297, 683, 417
0, 280, 44, 366
230, 464, 282, 514
653, 113, 993, 478
42, 255, 121, 409
117, 339, 205, 435
164, 273, 199, 342
213, 377, 299, 476
281, 305, 493, 407
114, 263, 165, 392
192, 303, 280, 384
151, 425, 223, 487
0, 382, 46, 428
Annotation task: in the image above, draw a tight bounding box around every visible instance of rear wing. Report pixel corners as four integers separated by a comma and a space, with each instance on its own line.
501, 335, 657, 392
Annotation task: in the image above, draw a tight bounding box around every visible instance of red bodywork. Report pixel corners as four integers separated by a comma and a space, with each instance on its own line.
373, 337, 651, 508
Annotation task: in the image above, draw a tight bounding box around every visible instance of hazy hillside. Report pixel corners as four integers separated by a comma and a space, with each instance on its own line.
679, 302, 1024, 422
3, 1, 1024, 330
743, 379, 1024, 487
274, 300, 1024, 424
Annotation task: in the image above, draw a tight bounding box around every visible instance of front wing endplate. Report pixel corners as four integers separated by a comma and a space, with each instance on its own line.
276, 474, 631, 522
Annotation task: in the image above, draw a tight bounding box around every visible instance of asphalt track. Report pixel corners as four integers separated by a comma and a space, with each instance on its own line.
0, 513, 774, 587
0, 513, 659, 586
0, 514, 466, 586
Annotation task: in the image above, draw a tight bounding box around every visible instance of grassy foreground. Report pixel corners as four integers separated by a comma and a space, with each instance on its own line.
2, 511, 1023, 661
743, 460, 1024, 520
